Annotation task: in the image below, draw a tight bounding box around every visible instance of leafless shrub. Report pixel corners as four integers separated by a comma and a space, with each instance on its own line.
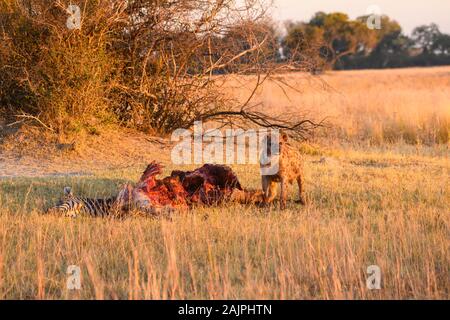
0, 0, 323, 138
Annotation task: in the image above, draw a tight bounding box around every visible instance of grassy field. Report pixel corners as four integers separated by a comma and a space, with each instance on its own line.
226, 66, 450, 145
0, 67, 449, 299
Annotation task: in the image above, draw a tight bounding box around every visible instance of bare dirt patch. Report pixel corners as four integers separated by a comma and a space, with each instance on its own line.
0, 126, 172, 178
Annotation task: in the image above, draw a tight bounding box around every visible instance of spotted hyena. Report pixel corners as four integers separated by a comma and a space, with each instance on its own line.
260, 131, 306, 209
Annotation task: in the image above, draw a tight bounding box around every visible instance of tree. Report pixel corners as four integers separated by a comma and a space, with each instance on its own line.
283, 12, 376, 70
357, 15, 402, 43
357, 15, 410, 68
410, 24, 450, 66
412, 24, 441, 54
214, 18, 281, 73
282, 21, 325, 71
433, 34, 450, 56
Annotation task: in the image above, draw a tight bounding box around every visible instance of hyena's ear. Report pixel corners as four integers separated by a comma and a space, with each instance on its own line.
63, 186, 73, 198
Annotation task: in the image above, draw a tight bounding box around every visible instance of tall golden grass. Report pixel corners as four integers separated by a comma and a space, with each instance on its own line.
225, 66, 450, 145
0, 151, 448, 299
0, 67, 448, 299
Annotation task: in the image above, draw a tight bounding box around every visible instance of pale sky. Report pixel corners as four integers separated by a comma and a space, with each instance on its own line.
271, 0, 450, 35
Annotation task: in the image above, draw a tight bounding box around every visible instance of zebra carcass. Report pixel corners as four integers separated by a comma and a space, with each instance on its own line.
117, 162, 263, 215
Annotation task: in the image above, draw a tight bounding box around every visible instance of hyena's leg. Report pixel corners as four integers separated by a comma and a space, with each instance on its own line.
280, 178, 288, 209
263, 177, 278, 205
296, 175, 306, 205
262, 175, 269, 195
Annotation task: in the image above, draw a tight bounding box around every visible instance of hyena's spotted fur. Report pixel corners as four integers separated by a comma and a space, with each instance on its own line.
260, 132, 306, 209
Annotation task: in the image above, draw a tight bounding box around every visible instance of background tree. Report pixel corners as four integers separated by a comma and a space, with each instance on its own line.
282, 21, 326, 71
283, 12, 376, 70
412, 24, 441, 54
348, 15, 409, 68
213, 18, 281, 74
283, 12, 450, 70
432, 33, 450, 56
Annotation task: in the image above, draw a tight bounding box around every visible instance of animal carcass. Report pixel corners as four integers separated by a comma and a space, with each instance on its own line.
116, 162, 262, 215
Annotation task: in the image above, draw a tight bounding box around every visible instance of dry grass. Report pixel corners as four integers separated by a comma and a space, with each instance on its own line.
0, 148, 448, 299
225, 66, 450, 145
0, 67, 449, 299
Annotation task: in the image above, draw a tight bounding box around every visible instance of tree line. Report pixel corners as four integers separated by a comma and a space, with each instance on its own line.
281, 12, 450, 70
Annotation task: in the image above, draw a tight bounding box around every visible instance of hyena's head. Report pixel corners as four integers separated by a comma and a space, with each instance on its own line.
261, 131, 288, 158
260, 131, 288, 175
